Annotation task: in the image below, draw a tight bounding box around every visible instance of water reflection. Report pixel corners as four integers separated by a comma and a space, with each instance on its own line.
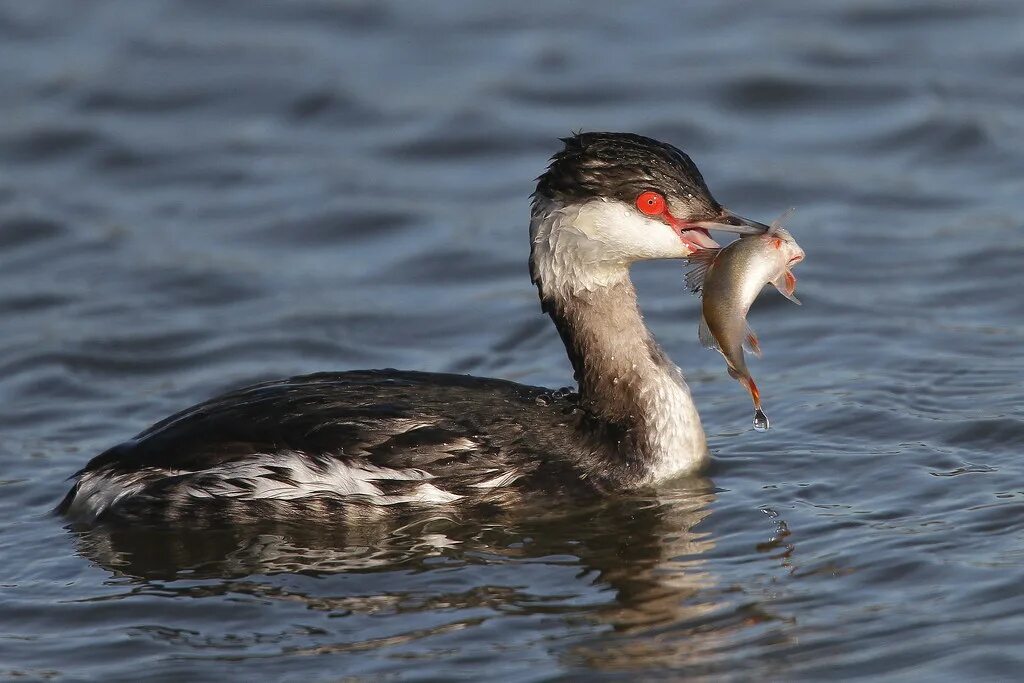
69, 479, 725, 660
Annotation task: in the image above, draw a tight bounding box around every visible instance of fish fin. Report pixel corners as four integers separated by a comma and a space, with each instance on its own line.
698, 314, 719, 351
767, 207, 795, 235
744, 324, 763, 358
684, 248, 721, 294
727, 366, 741, 380
772, 270, 802, 305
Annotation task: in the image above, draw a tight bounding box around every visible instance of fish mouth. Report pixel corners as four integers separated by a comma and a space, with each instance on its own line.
694, 208, 772, 236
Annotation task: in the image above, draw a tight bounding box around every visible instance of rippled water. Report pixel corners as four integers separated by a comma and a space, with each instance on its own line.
2, 0, 1024, 679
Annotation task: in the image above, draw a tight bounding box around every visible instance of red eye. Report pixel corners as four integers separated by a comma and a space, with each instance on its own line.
636, 191, 666, 216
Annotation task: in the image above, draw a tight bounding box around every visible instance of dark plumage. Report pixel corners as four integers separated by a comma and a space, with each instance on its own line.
59, 371, 646, 523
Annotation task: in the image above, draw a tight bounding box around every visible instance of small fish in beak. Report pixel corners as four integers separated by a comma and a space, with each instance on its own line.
684, 220, 804, 431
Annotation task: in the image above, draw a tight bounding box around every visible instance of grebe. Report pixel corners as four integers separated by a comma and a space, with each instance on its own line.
59, 132, 770, 523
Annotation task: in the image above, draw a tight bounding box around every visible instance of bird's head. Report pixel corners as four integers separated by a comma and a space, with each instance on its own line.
530, 132, 770, 298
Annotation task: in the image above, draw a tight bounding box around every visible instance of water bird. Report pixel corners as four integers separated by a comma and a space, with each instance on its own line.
59, 132, 772, 523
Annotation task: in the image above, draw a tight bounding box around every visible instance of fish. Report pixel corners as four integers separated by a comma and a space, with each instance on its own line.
684, 223, 804, 431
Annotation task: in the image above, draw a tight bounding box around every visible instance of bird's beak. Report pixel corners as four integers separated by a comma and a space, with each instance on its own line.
694, 208, 772, 236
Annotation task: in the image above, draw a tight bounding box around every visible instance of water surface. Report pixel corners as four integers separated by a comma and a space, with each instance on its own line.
2, 0, 1024, 679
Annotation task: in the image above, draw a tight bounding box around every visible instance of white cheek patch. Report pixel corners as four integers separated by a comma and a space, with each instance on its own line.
572, 199, 685, 261
530, 198, 688, 300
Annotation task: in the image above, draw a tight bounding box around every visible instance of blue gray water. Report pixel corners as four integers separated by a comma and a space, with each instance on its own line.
2, 0, 1023, 680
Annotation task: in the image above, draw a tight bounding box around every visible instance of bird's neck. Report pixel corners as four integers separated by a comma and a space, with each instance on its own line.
542, 271, 709, 482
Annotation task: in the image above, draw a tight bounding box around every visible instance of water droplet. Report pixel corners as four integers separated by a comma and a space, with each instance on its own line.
535, 394, 552, 406
753, 408, 770, 431
552, 386, 574, 399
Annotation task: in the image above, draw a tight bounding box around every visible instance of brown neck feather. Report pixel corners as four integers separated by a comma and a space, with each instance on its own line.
546, 277, 668, 426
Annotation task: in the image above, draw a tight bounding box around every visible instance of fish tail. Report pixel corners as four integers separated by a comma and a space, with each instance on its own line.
730, 368, 761, 408
746, 377, 769, 431
746, 376, 762, 408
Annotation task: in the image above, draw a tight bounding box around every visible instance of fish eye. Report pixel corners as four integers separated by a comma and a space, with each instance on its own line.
635, 191, 666, 216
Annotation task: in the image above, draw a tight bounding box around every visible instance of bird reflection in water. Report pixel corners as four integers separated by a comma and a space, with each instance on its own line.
67, 479, 787, 668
